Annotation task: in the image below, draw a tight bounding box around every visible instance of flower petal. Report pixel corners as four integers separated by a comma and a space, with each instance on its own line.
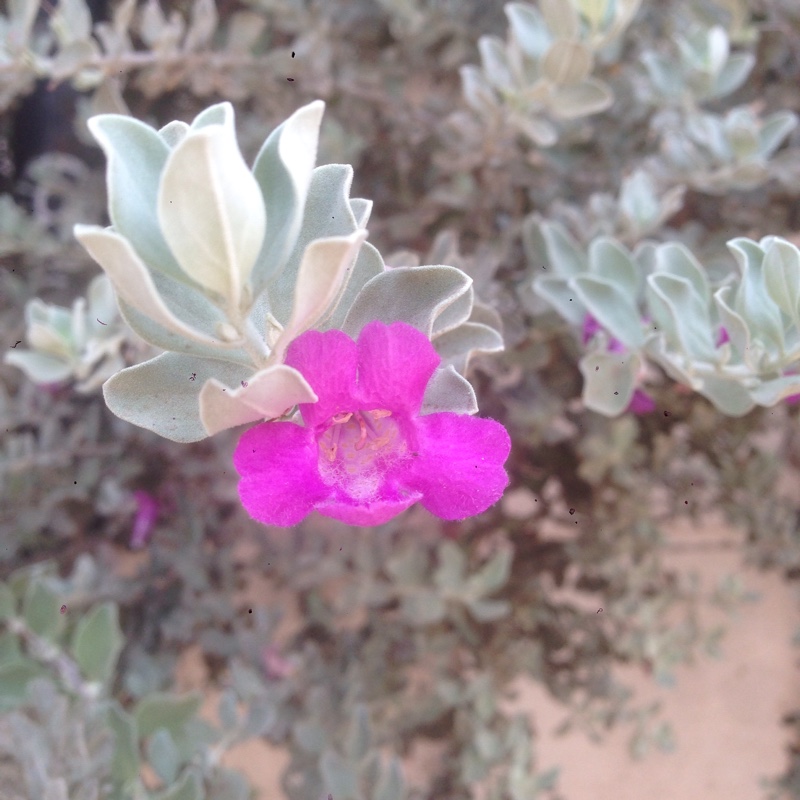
234, 422, 329, 526
285, 329, 358, 427
315, 487, 420, 527
407, 413, 510, 520
356, 321, 440, 413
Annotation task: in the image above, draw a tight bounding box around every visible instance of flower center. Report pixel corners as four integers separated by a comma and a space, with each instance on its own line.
316, 409, 406, 499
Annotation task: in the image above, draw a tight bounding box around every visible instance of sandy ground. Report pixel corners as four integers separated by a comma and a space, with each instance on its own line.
170, 513, 800, 800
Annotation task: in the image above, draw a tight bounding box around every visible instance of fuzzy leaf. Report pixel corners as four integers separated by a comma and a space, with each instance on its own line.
147, 728, 181, 786
104, 352, 252, 442
541, 39, 593, 86
320, 749, 360, 800
156, 770, 203, 800
271, 230, 367, 360
108, 702, 140, 788
86, 115, 188, 284
251, 101, 325, 291
4, 350, 74, 384
374, 758, 405, 800
199, 363, 317, 436
342, 265, 472, 339
71, 602, 123, 684
158, 122, 266, 301
23, 580, 63, 641
74, 225, 222, 347
579, 349, 640, 415
135, 692, 202, 739
572, 275, 644, 349
420, 366, 478, 415
549, 77, 613, 118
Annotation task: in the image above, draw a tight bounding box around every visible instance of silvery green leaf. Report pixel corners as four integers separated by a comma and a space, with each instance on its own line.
434, 321, 504, 373
74, 225, 223, 347
8, 0, 39, 51
320, 749, 360, 800
505, 3, 551, 60
116, 297, 251, 369
267, 163, 361, 323
198, 363, 317, 436
207, 769, 250, 800
646, 274, 716, 360
345, 704, 371, 761
762, 237, 800, 329
479, 36, 514, 92
696, 374, 754, 415
349, 198, 372, 228
728, 238, 785, 351
758, 111, 798, 159
539, 220, 588, 277
271, 230, 367, 360
0, 582, 14, 620
460, 65, 497, 115
342, 265, 472, 339
157, 122, 266, 301
87, 273, 117, 322
190, 101, 234, 130
251, 101, 325, 292
704, 26, 730, 75
540, 0, 579, 38
217, 688, 238, 731
108, 702, 140, 788
420, 366, 478, 415
655, 242, 710, 303
4, 350, 74, 384
750, 375, 800, 405
324, 241, 386, 331
183, 0, 217, 52
51, 0, 92, 44
159, 121, 190, 148
589, 237, 640, 293
641, 52, 681, 97
549, 77, 613, 118
431, 283, 474, 337
71, 602, 123, 684
466, 547, 513, 597
0, 660, 46, 711
50, 39, 100, 82
532, 275, 586, 324
713, 285, 752, 365
86, 115, 187, 285
104, 353, 252, 442
156, 770, 202, 800
579, 349, 639, 415
135, 692, 202, 739
434, 541, 467, 590
374, 758, 404, 800
571, 275, 644, 349
147, 728, 181, 786
401, 591, 446, 625
512, 113, 559, 147
23, 579, 63, 641
712, 52, 754, 98
541, 40, 593, 86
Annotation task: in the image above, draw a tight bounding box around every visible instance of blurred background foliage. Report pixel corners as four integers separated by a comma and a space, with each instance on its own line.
3, 0, 800, 798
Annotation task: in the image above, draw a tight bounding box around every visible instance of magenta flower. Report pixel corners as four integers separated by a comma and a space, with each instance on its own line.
130, 490, 159, 549
233, 321, 511, 527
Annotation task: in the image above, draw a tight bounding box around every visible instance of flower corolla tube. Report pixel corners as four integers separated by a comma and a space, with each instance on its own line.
233, 321, 511, 527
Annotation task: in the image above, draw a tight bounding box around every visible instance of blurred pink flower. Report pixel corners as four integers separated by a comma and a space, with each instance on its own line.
234, 321, 511, 527
130, 490, 159, 549
262, 645, 295, 680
